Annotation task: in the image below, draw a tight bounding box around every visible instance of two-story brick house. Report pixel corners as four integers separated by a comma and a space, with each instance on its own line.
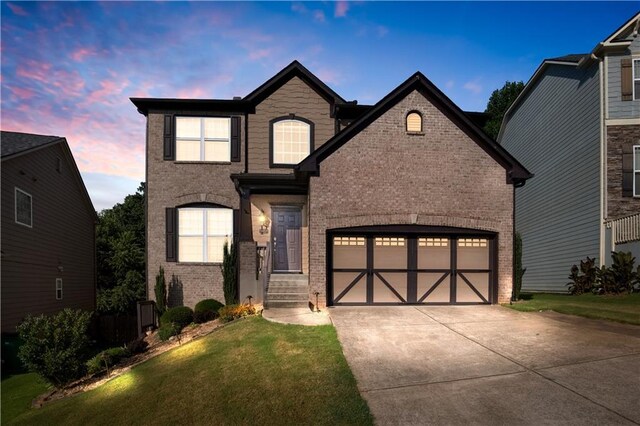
500, 13, 640, 292
132, 61, 531, 309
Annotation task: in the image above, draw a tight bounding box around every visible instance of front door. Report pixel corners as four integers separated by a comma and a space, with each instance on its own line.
272, 207, 302, 272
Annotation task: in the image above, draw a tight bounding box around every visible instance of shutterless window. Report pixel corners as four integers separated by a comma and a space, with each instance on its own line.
634, 59, 640, 101
634, 145, 640, 197
15, 188, 32, 227
178, 208, 233, 263
56, 278, 63, 300
175, 117, 230, 162
273, 119, 310, 164
406, 112, 422, 132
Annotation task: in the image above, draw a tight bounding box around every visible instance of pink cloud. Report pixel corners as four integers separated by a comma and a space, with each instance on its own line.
70, 47, 96, 62
6, 2, 28, 16
16, 60, 86, 98
316, 67, 342, 85
6, 85, 36, 100
313, 10, 326, 23
176, 87, 208, 98
335, 1, 349, 18
86, 79, 129, 104
248, 48, 272, 61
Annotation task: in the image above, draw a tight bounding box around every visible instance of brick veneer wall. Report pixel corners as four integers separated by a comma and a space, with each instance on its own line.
308, 90, 515, 307
606, 125, 640, 220
248, 76, 335, 174
146, 112, 244, 308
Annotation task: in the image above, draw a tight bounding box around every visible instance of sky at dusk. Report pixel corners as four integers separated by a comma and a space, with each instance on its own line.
2, 1, 638, 211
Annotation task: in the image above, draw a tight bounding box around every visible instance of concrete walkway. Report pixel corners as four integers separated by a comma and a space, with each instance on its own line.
330, 306, 640, 425
262, 307, 331, 326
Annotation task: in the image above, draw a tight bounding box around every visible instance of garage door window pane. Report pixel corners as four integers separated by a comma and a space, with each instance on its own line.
373, 273, 407, 303
333, 237, 366, 269
457, 239, 489, 269
374, 237, 406, 269
456, 272, 489, 302
418, 273, 450, 303
333, 272, 366, 303
418, 238, 450, 269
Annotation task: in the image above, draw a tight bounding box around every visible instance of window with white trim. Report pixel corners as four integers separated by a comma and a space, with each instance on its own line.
15, 188, 32, 227
634, 145, 640, 197
273, 119, 311, 164
175, 117, 230, 162
56, 278, 63, 300
178, 207, 233, 263
634, 59, 640, 101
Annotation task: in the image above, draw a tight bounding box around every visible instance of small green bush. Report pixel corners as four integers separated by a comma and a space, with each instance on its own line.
566, 257, 598, 295
160, 306, 193, 329
218, 304, 256, 323
158, 323, 181, 342
17, 308, 92, 388
86, 347, 129, 375
125, 337, 148, 355
194, 299, 224, 323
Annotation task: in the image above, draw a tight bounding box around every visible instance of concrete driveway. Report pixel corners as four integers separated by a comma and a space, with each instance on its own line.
329, 306, 640, 425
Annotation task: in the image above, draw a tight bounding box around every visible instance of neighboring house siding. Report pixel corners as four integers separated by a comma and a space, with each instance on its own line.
500, 63, 601, 292
1, 144, 96, 333
146, 112, 244, 308
607, 125, 640, 219
309, 90, 514, 307
248, 76, 334, 173
607, 37, 640, 119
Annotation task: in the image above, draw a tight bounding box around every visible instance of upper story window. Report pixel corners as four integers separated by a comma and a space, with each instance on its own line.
15, 188, 32, 227
406, 111, 422, 133
178, 207, 233, 263
176, 117, 230, 162
634, 59, 640, 101
271, 117, 313, 166
634, 145, 640, 197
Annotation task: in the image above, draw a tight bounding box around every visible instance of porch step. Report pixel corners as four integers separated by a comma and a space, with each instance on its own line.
266, 274, 309, 309
267, 292, 308, 301
265, 300, 310, 309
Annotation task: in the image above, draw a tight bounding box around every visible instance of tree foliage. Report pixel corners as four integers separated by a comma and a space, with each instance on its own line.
222, 241, 238, 305
96, 183, 146, 315
483, 81, 525, 140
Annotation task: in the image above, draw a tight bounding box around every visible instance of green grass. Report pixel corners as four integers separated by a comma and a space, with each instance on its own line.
505, 293, 640, 325
1, 373, 50, 424
5, 317, 372, 426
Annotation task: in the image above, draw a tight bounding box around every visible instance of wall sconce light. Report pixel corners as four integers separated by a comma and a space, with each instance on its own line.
259, 211, 270, 235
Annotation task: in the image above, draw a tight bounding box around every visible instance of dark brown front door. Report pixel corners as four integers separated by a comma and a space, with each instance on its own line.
272, 207, 302, 272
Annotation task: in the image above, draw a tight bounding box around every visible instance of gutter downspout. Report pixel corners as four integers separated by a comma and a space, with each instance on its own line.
598, 55, 606, 266
511, 184, 516, 304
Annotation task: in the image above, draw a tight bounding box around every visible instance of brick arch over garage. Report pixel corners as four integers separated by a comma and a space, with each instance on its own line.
324, 214, 502, 234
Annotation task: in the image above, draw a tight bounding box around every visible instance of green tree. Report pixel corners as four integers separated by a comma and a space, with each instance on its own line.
483, 81, 525, 140
222, 241, 238, 305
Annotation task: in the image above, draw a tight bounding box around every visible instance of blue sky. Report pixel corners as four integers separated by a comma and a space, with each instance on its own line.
2, 1, 637, 210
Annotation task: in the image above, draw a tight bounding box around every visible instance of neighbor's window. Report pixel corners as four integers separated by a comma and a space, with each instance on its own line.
634, 145, 640, 197
176, 117, 230, 162
634, 59, 640, 101
272, 119, 311, 165
178, 207, 233, 263
56, 278, 63, 300
406, 111, 422, 132
15, 188, 32, 227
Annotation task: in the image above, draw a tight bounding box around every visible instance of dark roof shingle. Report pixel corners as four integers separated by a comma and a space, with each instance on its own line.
1, 131, 63, 158
547, 54, 589, 63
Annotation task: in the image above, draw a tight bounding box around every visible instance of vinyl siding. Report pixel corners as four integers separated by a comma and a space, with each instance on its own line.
500, 63, 601, 292
607, 36, 640, 119
1, 144, 96, 333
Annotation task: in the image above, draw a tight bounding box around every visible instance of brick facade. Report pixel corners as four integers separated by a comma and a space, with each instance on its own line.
606, 124, 640, 220
308, 91, 514, 306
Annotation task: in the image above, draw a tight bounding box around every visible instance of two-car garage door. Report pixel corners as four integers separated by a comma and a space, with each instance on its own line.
329, 229, 496, 305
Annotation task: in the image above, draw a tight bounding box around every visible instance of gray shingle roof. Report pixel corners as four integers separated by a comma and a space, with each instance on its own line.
547, 54, 589, 63
1, 131, 63, 158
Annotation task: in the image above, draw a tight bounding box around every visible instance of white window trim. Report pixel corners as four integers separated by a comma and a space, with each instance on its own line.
175, 116, 231, 162
634, 58, 640, 101
178, 207, 233, 263
272, 119, 311, 165
15, 187, 33, 228
634, 145, 640, 197
56, 278, 63, 300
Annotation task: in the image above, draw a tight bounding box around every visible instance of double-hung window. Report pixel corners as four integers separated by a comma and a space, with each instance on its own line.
634, 145, 640, 197
15, 188, 32, 227
176, 117, 231, 162
634, 59, 640, 101
178, 207, 233, 263
272, 118, 312, 165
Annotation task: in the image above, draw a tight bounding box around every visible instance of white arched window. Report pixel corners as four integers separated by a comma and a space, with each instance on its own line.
272, 118, 312, 165
406, 112, 422, 133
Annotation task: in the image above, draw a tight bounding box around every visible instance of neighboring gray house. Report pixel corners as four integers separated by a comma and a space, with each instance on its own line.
131, 61, 531, 310
500, 13, 640, 292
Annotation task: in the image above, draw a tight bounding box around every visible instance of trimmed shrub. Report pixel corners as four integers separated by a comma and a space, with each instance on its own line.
158, 322, 181, 342
218, 304, 256, 323
160, 306, 193, 329
86, 347, 129, 375
125, 337, 148, 355
194, 299, 224, 323
222, 241, 238, 305
566, 257, 598, 295
514, 232, 526, 300
17, 308, 92, 388
155, 266, 167, 316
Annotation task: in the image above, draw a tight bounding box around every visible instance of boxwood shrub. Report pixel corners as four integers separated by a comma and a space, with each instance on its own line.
160, 306, 193, 329
158, 322, 181, 342
86, 347, 129, 375
194, 299, 224, 323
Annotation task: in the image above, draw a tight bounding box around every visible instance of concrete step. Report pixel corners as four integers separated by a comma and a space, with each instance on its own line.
269, 274, 308, 283
267, 292, 308, 301
266, 300, 309, 309
268, 283, 308, 290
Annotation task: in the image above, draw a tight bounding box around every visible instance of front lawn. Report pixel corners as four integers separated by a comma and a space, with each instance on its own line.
505, 293, 640, 325
5, 317, 372, 425
1, 373, 50, 424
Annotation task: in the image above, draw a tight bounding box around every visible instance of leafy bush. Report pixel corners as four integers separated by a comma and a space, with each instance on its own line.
566, 257, 598, 295
218, 304, 256, 323
125, 337, 148, 355
158, 323, 181, 342
17, 309, 92, 387
514, 233, 526, 300
194, 299, 224, 323
222, 241, 238, 305
160, 306, 193, 329
155, 266, 167, 316
86, 347, 129, 375
599, 251, 638, 294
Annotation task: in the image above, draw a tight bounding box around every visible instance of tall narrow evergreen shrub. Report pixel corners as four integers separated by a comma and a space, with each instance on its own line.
222, 241, 238, 305
154, 266, 167, 315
